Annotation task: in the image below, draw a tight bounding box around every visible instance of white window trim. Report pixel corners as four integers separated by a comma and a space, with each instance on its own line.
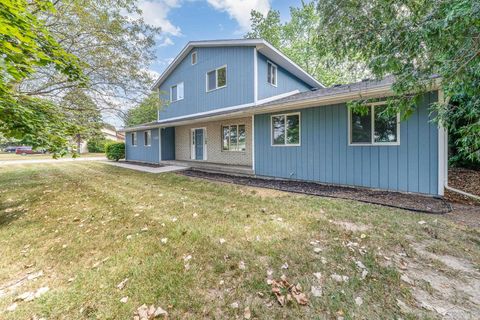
348, 103, 401, 146
191, 51, 197, 65
190, 127, 207, 160
206, 65, 227, 92
170, 82, 184, 103
222, 124, 246, 152
131, 132, 137, 147
267, 60, 278, 87
144, 130, 151, 147
270, 112, 301, 147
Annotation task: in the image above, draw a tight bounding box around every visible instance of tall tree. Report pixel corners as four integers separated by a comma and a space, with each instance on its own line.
316, 0, 480, 163
246, 1, 369, 86
124, 93, 164, 127
0, 0, 84, 153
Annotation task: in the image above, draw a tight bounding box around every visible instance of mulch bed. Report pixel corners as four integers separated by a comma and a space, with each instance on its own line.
445, 167, 480, 206
123, 161, 164, 168
180, 170, 452, 214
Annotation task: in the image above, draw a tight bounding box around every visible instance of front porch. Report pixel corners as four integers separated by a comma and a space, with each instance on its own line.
161, 160, 254, 176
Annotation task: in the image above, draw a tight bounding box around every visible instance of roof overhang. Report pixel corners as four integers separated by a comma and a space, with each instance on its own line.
122, 77, 441, 132
151, 39, 324, 90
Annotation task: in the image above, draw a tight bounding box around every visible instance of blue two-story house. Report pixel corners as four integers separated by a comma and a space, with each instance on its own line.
123, 39, 447, 196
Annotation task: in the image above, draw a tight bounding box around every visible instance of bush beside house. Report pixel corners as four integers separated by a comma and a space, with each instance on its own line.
105, 142, 125, 161
87, 139, 108, 153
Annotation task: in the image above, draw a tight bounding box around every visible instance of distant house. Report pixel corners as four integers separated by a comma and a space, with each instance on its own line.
78, 125, 125, 153
121, 39, 447, 196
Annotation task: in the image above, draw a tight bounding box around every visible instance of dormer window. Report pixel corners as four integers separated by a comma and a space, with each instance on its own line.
170, 82, 184, 102
191, 51, 197, 65
206, 65, 227, 92
267, 61, 277, 86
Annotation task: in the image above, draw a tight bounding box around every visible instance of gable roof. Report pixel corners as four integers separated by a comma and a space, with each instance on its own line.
151, 39, 324, 90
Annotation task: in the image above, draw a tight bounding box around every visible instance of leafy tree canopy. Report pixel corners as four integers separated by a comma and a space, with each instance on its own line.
124, 93, 164, 127
245, 1, 369, 86
316, 0, 480, 162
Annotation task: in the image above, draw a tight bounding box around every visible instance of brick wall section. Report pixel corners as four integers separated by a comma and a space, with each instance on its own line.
175, 116, 252, 166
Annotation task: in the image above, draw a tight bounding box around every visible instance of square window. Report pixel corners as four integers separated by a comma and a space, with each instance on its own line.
349, 104, 399, 145
206, 66, 227, 91
221, 124, 246, 151
272, 113, 300, 146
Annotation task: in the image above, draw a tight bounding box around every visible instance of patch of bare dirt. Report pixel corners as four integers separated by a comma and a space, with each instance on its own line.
394, 240, 480, 319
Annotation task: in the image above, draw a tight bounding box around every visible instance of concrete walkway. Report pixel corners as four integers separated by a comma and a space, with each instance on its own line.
0, 157, 106, 166
102, 161, 189, 173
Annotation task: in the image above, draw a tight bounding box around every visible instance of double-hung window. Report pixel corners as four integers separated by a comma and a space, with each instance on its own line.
222, 124, 246, 151
267, 61, 277, 86
349, 103, 400, 145
131, 132, 137, 146
144, 130, 151, 146
271, 113, 300, 146
206, 66, 227, 92
170, 82, 184, 102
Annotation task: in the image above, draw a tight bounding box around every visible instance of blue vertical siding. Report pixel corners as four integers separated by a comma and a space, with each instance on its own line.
254, 92, 440, 195
159, 46, 255, 120
125, 129, 159, 163
257, 53, 312, 100
161, 127, 175, 160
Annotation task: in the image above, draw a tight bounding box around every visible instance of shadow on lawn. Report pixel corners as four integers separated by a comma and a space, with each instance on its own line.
0, 201, 28, 226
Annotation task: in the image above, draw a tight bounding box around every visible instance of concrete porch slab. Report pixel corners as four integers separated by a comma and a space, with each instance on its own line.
103, 161, 189, 173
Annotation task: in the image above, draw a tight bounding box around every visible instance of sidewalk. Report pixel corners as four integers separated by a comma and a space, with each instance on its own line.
102, 161, 189, 173
0, 157, 106, 166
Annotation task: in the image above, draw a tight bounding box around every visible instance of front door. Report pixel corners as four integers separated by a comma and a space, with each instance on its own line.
193, 128, 204, 160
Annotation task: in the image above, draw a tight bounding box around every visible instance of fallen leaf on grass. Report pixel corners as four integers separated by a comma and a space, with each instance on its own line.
244, 306, 251, 319
120, 296, 128, 303
133, 304, 168, 319
270, 275, 309, 306
117, 278, 129, 290
238, 261, 246, 270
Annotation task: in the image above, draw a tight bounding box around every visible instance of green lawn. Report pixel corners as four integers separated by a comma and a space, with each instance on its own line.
0, 163, 478, 319
0, 152, 104, 161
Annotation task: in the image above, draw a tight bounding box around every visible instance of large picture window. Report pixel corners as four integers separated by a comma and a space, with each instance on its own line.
206, 66, 227, 91
222, 124, 246, 151
349, 104, 399, 145
271, 113, 300, 146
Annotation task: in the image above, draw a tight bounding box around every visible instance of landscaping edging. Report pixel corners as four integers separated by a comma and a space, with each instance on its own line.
180, 170, 452, 214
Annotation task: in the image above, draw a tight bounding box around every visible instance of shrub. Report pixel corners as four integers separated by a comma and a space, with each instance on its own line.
87, 139, 108, 153
105, 142, 125, 161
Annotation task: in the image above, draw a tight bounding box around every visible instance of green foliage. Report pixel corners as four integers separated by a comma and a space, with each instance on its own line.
105, 142, 125, 161
124, 93, 165, 127
87, 139, 108, 153
245, 2, 369, 86
316, 0, 480, 164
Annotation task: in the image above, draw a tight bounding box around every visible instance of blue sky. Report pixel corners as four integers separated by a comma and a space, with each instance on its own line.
140, 0, 302, 77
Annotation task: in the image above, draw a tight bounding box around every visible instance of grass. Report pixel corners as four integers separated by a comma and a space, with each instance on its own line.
0, 162, 478, 319
0, 152, 104, 161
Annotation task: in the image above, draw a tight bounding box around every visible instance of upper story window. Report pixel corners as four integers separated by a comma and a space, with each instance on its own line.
271, 113, 300, 146
191, 51, 197, 65
349, 103, 400, 145
267, 61, 277, 86
144, 130, 151, 146
131, 132, 137, 146
222, 124, 246, 152
170, 82, 184, 102
206, 65, 227, 92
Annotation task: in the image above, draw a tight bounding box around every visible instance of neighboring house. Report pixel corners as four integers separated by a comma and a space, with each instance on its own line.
78, 125, 125, 153
122, 39, 447, 196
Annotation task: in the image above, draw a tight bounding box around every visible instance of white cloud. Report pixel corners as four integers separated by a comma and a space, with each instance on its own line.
158, 37, 175, 47
137, 0, 182, 36
206, 0, 270, 31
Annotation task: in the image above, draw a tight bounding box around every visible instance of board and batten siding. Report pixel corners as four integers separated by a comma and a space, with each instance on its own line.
158, 46, 255, 121
125, 128, 159, 163
256, 52, 312, 100
254, 91, 440, 195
